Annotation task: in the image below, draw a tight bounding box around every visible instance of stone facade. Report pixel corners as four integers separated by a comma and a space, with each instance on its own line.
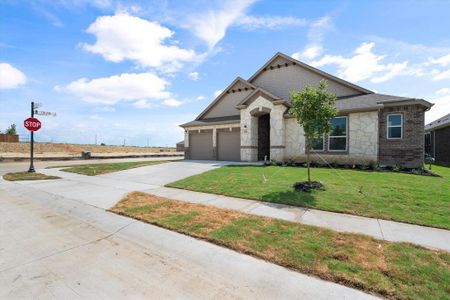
284, 118, 305, 159
348, 111, 378, 161
240, 95, 286, 161
378, 105, 425, 168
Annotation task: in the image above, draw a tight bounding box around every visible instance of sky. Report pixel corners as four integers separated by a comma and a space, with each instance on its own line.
1, 0, 450, 147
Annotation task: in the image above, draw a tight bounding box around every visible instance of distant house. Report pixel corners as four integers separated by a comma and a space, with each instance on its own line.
425, 113, 450, 165
181, 52, 433, 167
176, 141, 185, 152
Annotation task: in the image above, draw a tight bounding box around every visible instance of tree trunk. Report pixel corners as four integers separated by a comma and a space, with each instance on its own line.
306, 136, 311, 183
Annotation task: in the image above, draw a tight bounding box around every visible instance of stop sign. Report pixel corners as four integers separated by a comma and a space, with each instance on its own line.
24, 117, 41, 131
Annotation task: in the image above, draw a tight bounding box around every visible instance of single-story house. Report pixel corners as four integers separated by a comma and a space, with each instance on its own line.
176, 140, 185, 152
181, 52, 433, 167
425, 113, 450, 165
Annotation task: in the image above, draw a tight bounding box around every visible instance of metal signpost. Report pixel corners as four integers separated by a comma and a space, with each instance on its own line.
23, 102, 56, 173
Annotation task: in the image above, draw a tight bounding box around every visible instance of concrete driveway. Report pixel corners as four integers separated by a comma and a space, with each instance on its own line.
0, 160, 378, 299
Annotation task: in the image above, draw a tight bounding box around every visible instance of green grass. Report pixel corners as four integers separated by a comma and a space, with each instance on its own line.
111, 192, 450, 300
167, 165, 450, 229
58, 160, 168, 176
3, 172, 60, 181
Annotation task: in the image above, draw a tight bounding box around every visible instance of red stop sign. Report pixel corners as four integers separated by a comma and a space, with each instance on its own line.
24, 117, 42, 131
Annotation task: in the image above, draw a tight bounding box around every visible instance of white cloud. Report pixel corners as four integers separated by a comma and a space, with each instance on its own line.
432, 69, 450, 81
162, 98, 183, 107
311, 42, 414, 83
83, 13, 197, 71
0, 63, 27, 89
186, 0, 256, 49
56, 72, 171, 105
292, 45, 323, 61
426, 88, 450, 123
132, 99, 159, 109
429, 54, 450, 67
213, 90, 223, 97
292, 16, 332, 61
236, 15, 307, 30
188, 71, 199, 80
196, 95, 206, 101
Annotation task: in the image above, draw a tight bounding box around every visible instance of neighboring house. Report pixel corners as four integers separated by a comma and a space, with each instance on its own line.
181, 52, 433, 167
176, 140, 185, 152
425, 113, 450, 165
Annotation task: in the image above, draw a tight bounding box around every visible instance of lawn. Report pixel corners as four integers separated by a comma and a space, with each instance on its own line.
167, 165, 450, 230
3, 172, 60, 181
57, 160, 168, 176
111, 192, 450, 300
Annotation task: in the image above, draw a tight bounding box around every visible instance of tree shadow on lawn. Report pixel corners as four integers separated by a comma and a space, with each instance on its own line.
260, 190, 317, 208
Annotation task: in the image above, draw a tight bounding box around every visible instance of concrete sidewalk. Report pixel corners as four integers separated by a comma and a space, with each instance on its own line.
13, 161, 450, 252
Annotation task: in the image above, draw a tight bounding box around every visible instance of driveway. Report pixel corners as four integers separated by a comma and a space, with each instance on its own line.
0, 162, 377, 299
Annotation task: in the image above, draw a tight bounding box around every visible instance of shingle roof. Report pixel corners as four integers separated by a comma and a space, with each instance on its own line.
180, 115, 240, 128
335, 93, 413, 112
425, 113, 450, 131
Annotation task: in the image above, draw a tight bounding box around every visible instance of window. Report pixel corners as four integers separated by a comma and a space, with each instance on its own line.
311, 134, 324, 151
329, 116, 347, 151
387, 114, 402, 139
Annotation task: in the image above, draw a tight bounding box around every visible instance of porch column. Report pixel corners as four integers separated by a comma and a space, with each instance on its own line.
270, 104, 286, 161
240, 111, 258, 161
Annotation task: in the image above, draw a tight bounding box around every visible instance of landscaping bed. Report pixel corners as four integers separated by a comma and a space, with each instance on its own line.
167, 165, 450, 230
111, 192, 450, 300
55, 160, 168, 176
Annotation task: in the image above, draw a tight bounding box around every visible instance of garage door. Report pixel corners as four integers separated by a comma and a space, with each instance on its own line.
217, 128, 241, 161
189, 130, 214, 160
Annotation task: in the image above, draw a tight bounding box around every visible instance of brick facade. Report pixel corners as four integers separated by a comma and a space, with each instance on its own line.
378, 105, 425, 168
434, 126, 450, 165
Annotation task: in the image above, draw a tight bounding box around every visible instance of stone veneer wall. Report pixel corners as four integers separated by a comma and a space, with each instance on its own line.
240, 95, 286, 161
348, 111, 378, 161
378, 105, 425, 168
282, 112, 379, 165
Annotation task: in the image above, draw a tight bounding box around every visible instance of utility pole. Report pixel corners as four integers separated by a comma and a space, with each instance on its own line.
28, 102, 35, 173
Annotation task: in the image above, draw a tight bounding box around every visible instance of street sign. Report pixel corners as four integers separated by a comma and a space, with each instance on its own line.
34, 110, 56, 116
24, 117, 41, 132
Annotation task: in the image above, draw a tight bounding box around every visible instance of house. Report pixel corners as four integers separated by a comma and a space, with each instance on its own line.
180, 52, 433, 168
425, 113, 450, 165
176, 140, 185, 152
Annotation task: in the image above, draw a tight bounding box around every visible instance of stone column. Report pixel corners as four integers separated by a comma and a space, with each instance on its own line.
184, 130, 190, 159
240, 110, 258, 161
270, 105, 286, 161
212, 128, 217, 160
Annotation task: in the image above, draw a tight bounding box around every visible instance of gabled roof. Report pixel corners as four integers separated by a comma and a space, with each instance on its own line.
195, 77, 256, 120
180, 115, 240, 128
425, 113, 450, 131
235, 87, 290, 109
247, 52, 373, 95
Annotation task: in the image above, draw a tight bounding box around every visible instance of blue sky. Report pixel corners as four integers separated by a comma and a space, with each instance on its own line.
1, 0, 450, 147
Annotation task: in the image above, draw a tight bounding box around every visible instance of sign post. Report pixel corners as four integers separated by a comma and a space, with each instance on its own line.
23, 102, 55, 173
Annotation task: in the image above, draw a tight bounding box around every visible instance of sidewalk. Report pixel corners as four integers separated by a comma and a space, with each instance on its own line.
16, 164, 450, 252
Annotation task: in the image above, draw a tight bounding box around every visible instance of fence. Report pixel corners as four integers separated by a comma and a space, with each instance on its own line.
0, 134, 19, 143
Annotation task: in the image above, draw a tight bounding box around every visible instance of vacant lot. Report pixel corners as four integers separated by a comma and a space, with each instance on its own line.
58, 160, 168, 176
168, 165, 450, 229
111, 192, 450, 300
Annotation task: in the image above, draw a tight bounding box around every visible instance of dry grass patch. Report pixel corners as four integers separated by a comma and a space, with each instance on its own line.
111, 192, 450, 300
3, 172, 60, 181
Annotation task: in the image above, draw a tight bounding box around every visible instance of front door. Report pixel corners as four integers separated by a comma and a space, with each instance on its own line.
258, 114, 270, 161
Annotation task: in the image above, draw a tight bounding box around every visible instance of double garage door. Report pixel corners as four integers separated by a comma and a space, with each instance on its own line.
189, 128, 240, 161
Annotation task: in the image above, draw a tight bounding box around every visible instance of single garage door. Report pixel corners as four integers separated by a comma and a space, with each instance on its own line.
217, 128, 241, 161
189, 130, 214, 160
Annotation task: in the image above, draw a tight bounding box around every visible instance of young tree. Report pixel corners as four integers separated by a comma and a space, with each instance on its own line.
289, 80, 338, 183
5, 124, 17, 135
